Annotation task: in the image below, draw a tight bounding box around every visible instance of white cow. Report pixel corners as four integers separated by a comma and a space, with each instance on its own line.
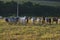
58, 18, 60, 24
27, 17, 35, 24
19, 16, 27, 25
35, 17, 40, 24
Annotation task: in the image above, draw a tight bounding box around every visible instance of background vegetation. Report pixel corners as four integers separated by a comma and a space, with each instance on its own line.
0, 1, 60, 17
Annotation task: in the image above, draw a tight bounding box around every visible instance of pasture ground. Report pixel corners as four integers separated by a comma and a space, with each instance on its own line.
0, 24, 60, 40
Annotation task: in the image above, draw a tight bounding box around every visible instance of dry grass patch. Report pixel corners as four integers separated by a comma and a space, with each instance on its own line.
0, 24, 60, 40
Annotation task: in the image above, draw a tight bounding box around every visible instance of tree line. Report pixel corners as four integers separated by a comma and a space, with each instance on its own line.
37, 0, 60, 2
0, 1, 60, 17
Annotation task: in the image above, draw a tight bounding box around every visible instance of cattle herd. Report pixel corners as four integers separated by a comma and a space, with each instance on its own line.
4, 16, 60, 25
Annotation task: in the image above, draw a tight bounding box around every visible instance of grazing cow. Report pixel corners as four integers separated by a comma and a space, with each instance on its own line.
53, 17, 58, 24
42, 17, 45, 24
27, 17, 32, 24
31, 17, 37, 24
18, 16, 27, 25
45, 17, 51, 24
58, 18, 60, 24
5, 17, 9, 22
34, 17, 41, 24
27, 17, 36, 25
36, 17, 40, 22
29, 17, 34, 24
25, 17, 29, 24
5, 17, 19, 25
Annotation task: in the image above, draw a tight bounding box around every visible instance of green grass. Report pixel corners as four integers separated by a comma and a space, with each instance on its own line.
0, 24, 60, 40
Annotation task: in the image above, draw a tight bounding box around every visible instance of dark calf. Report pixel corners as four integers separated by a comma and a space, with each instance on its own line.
53, 17, 58, 24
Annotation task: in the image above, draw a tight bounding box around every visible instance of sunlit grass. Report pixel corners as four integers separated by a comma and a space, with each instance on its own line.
0, 24, 60, 40
0, 19, 60, 40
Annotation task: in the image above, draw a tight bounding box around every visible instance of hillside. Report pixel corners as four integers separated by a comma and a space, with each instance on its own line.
0, 0, 60, 7
31, 1, 60, 6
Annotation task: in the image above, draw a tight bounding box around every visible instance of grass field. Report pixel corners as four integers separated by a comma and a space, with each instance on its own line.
0, 23, 60, 40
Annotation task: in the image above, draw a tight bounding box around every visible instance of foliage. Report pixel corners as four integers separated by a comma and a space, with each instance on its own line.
0, 1, 60, 17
